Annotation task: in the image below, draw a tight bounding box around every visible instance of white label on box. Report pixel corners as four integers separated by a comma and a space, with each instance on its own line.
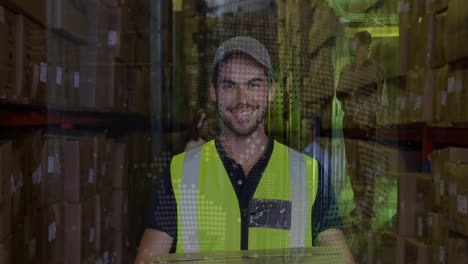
103, 251, 109, 264
417, 217, 422, 237
29, 238, 36, 258
74, 72, 80, 88
40, 62, 47, 83
0, 6, 4, 23
107, 31, 118, 46
48, 222, 57, 242
47, 156, 55, 174
89, 227, 95, 243
449, 183, 457, 196
448, 77, 455, 93
457, 195, 467, 214
415, 96, 422, 109
440, 180, 444, 195
439, 246, 445, 262
427, 216, 433, 227
89, 168, 95, 184
441, 91, 447, 106
56, 67, 62, 85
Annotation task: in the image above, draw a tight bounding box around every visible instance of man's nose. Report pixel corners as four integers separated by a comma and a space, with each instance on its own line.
235, 84, 249, 103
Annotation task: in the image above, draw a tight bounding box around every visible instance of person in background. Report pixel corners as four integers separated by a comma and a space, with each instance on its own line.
136, 36, 355, 263
336, 31, 384, 259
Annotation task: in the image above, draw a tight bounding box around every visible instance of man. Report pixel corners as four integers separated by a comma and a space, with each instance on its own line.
337, 31, 383, 226
135, 36, 354, 263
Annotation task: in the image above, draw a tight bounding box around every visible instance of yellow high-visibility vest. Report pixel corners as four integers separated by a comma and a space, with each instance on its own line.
170, 140, 319, 253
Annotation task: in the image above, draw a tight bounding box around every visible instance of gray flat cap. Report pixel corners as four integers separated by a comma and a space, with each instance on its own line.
212, 36, 272, 71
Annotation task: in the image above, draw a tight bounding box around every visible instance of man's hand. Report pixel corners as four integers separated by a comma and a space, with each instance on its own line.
134, 229, 173, 264
316, 228, 356, 264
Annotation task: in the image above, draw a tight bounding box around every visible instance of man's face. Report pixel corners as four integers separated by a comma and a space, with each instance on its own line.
210, 55, 274, 137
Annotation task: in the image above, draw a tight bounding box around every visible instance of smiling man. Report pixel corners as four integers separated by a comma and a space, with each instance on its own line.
135, 36, 355, 263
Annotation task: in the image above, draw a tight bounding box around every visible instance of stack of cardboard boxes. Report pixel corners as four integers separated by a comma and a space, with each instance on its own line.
370, 146, 468, 263
0, 0, 150, 114
430, 147, 468, 263
0, 130, 141, 263
388, 0, 468, 126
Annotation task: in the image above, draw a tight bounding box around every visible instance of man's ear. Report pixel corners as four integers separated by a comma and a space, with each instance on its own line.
210, 83, 217, 102
268, 80, 276, 102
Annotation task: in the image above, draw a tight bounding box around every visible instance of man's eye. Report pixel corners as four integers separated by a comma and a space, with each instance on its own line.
249, 82, 261, 88
222, 83, 235, 89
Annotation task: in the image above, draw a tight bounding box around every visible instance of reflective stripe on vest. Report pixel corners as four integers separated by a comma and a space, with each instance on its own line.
180, 147, 202, 253
171, 140, 318, 253
288, 148, 309, 248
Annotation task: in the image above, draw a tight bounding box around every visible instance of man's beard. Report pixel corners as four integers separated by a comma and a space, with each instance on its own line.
218, 104, 268, 137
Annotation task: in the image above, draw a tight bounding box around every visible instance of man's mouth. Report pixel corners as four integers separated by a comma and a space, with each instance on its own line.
231, 107, 255, 123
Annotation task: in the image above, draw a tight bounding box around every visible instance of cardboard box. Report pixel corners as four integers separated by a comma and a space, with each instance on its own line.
444, 160, 468, 236
404, 238, 431, 264
54, 203, 79, 264
397, 173, 433, 237
63, 39, 81, 107
0, 235, 11, 264
407, 68, 434, 123
92, 135, 106, 194
62, 140, 80, 202
408, 15, 431, 71
433, 237, 448, 264
446, 0, 468, 63
15, 14, 47, 103
42, 204, 64, 264
433, 65, 448, 124
111, 231, 129, 264
447, 235, 468, 263
415, 213, 428, 243
47, 32, 66, 106
0, 5, 17, 101
426, 212, 447, 246
100, 190, 113, 254
44, 136, 64, 205
23, 210, 42, 264
378, 231, 405, 264
432, 12, 447, 68
447, 69, 468, 123
79, 0, 115, 110
81, 197, 97, 261
9, 0, 46, 25
425, 0, 447, 14
111, 189, 127, 231
111, 143, 127, 189
50, 0, 88, 42
0, 141, 12, 242
30, 135, 45, 211
127, 67, 150, 114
